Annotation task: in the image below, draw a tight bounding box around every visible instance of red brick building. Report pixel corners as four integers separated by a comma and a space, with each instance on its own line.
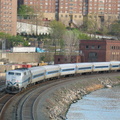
80, 39, 120, 62
54, 55, 81, 64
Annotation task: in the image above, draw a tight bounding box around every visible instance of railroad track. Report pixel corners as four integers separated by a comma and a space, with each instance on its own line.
0, 91, 6, 99
16, 80, 70, 120
0, 94, 14, 120
15, 73, 103, 120
17, 87, 46, 120
0, 72, 119, 120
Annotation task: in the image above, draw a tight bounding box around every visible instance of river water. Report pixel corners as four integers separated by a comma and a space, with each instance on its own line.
66, 86, 120, 120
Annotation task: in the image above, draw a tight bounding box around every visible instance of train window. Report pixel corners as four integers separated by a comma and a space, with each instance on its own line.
33, 73, 44, 78
8, 72, 14, 75
62, 68, 74, 72
15, 73, 21, 76
48, 70, 59, 74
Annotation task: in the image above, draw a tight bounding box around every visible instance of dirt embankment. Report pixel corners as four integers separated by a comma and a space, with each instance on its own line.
41, 73, 120, 120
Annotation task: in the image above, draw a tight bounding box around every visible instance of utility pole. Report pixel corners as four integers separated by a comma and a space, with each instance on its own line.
2, 40, 6, 53
36, 14, 38, 35
0, 39, 6, 53
0, 0, 1, 32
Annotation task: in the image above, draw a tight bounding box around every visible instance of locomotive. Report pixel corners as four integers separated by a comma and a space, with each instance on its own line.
6, 61, 120, 93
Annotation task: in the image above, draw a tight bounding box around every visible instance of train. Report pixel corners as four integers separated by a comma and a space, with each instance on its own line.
5, 61, 120, 93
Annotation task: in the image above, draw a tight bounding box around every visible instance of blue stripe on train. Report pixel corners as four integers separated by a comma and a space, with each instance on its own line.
112, 65, 119, 68
61, 68, 75, 72
78, 67, 92, 70
95, 66, 109, 68
33, 73, 44, 79
46, 70, 59, 75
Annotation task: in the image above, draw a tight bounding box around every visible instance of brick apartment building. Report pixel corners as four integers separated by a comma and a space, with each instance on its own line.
80, 39, 120, 62
18, 0, 120, 27
0, 0, 17, 35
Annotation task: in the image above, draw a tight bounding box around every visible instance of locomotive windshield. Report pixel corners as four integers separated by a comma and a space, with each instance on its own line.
8, 72, 21, 76
8, 72, 14, 75
15, 73, 21, 76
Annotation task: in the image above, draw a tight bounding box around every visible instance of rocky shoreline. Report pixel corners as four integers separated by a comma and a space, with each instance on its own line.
41, 73, 120, 120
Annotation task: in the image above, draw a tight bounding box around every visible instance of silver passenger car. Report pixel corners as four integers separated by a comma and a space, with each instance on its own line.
110, 61, 120, 71
93, 62, 110, 72
58, 64, 76, 76
76, 63, 93, 74
43, 65, 60, 79
29, 66, 45, 83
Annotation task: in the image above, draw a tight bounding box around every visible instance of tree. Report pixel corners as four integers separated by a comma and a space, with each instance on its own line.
0, 32, 11, 39
49, 20, 66, 54
0, 32, 29, 49
78, 31, 91, 40
62, 29, 79, 62
109, 20, 120, 39
0, 32, 11, 49
7, 35, 28, 48
86, 14, 99, 34
18, 5, 34, 18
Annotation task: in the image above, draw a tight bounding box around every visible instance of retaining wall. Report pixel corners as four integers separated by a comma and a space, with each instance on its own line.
0, 52, 54, 63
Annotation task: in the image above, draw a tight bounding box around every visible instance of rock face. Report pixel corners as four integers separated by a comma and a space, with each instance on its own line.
41, 74, 120, 120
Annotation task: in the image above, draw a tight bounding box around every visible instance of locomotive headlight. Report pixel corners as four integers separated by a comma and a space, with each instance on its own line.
7, 83, 10, 86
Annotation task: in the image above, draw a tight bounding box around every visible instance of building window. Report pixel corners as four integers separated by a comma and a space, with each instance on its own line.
111, 46, 115, 49
98, 45, 101, 49
75, 15, 77, 18
58, 58, 60, 62
86, 45, 89, 49
88, 52, 98, 62
91, 45, 95, 49
89, 52, 97, 57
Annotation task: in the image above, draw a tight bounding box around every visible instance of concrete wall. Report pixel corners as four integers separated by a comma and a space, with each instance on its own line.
0, 52, 54, 64
6, 53, 41, 63
0, 52, 54, 72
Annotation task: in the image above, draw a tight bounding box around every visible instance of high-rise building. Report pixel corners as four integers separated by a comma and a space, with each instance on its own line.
18, 0, 120, 27
18, 0, 84, 26
0, 0, 17, 35
20, 0, 56, 20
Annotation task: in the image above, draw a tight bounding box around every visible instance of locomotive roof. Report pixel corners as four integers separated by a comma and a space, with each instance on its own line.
15, 68, 28, 70
29, 66, 45, 70
7, 68, 29, 72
